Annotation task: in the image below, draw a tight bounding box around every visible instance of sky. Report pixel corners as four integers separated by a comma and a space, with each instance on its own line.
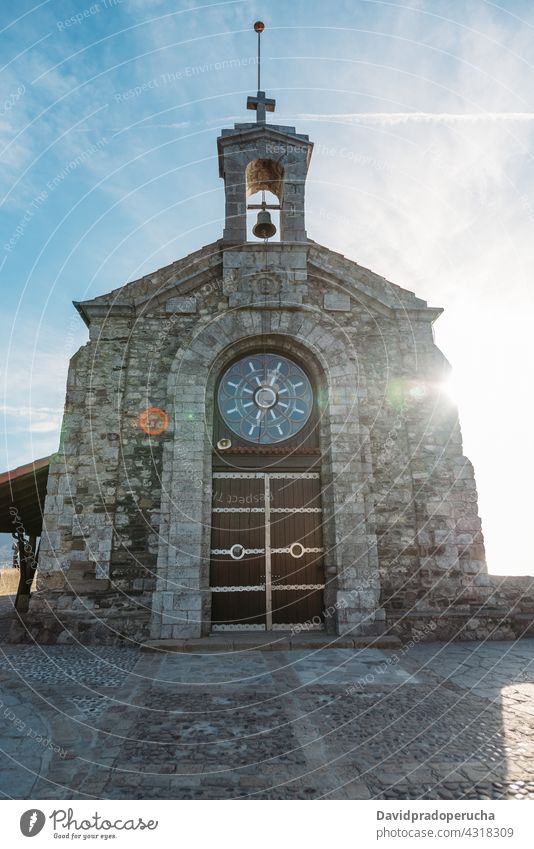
1, 0, 533, 575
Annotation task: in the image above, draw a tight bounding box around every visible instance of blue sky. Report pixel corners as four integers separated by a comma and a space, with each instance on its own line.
1, 0, 534, 574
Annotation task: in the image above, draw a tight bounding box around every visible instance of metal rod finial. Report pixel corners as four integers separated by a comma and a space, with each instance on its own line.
253, 21, 265, 90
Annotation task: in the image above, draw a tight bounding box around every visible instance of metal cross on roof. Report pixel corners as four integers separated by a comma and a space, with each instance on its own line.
247, 90, 276, 124
246, 22, 276, 124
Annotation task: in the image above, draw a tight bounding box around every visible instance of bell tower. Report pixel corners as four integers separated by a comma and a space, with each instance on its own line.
217, 22, 313, 308
217, 22, 313, 246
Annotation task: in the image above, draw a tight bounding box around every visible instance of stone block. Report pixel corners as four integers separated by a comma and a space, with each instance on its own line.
165, 296, 197, 314
324, 292, 351, 311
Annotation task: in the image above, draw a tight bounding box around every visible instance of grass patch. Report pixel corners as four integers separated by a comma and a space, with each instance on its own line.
0, 568, 20, 596
0, 567, 39, 596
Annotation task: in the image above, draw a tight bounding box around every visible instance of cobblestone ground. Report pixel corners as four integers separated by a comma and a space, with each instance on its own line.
1, 639, 534, 800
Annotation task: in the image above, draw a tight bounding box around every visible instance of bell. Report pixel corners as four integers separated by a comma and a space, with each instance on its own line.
252, 208, 277, 240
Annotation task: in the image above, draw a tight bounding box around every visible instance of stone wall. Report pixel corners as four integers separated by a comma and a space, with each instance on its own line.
384, 577, 534, 643
25, 245, 224, 644
307, 243, 490, 628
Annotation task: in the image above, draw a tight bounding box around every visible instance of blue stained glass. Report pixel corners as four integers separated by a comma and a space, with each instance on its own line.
217, 353, 314, 445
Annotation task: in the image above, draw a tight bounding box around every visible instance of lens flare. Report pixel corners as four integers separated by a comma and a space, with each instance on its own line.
138, 407, 169, 436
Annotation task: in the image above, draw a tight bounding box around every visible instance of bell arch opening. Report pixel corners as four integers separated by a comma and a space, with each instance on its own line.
246, 190, 280, 242
246, 159, 283, 242
245, 158, 284, 198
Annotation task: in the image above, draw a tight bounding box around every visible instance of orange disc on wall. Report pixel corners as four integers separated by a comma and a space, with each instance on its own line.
138, 406, 169, 436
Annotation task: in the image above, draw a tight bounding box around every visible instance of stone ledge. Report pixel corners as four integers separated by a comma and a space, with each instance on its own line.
141, 633, 402, 653
387, 610, 534, 642
8, 610, 151, 645
389, 607, 510, 618
227, 292, 303, 309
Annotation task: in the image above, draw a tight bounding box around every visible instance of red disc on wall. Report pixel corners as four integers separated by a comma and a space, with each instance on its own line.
138, 406, 169, 436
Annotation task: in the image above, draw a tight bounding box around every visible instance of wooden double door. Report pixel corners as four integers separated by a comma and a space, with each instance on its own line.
210, 471, 325, 631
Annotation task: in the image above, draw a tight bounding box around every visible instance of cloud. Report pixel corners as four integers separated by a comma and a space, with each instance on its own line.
0, 405, 62, 434
0, 403, 62, 433
0, 313, 78, 469
298, 112, 534, 125
28, 420, 60, 433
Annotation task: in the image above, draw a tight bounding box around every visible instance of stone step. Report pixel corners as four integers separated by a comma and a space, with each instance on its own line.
141, 633, 402, 653
0, 617, 16, 641
0, 595, 17, 641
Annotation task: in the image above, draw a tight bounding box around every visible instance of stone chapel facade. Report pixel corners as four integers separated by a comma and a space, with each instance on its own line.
26, 92, 497, 645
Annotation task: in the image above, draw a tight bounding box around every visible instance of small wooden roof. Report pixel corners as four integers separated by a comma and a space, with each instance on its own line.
0, 456, 50, 536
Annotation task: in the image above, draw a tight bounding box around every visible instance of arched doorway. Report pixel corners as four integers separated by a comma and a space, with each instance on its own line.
151, 309, 381, 642
209, 351, 325, 632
